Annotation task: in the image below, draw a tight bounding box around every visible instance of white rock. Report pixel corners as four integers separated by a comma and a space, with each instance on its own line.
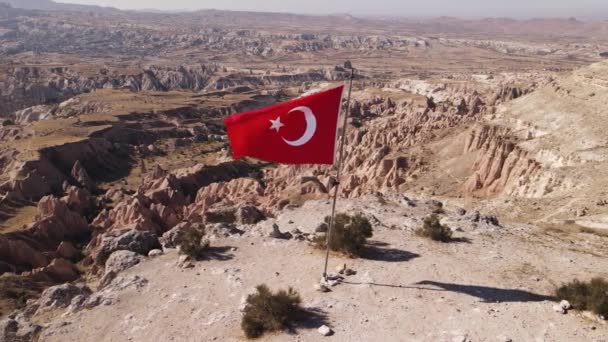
238, 298, 249, 312
314, 283, 331, 293
559, 300, 572, 310
318, 325, 333, 336
177, 255, 194, 269
148, 249, 163, 257
553, 304, 566, 314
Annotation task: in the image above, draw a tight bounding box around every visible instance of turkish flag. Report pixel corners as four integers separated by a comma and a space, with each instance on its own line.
224, 86, 344, 164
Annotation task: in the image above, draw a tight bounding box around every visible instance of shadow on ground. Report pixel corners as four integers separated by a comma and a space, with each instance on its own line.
415, 280, 554, 303
286, 307, 331, 335
201, 246, 235, 261
449, 237, 473, 244
342, 281, 442, 290
361, 241, 420, 262
343, 280, 553, 303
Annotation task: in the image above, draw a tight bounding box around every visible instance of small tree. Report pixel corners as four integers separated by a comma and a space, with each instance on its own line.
241, 284, 302, 338
179, 226, 210, 260
314, 213, 373, 257
556, 278, 608, 317
416, 214, 453, 242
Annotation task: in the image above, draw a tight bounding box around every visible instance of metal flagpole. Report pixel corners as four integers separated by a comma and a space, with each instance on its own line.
322, 61, 355, 281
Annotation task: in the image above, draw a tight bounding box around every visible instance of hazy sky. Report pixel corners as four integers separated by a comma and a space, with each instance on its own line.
57, 0, 608, 18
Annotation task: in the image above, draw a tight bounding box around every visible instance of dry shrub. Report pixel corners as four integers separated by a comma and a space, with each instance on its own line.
179, 226, 210, 260
556, 278, 608, 317
416, 214, 453, 242
241, 284, 301, 338
432, 207, 446, 215
314, 213, 373, 257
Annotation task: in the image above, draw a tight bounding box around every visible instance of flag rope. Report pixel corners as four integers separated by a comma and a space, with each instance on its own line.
322, 63, 355, 281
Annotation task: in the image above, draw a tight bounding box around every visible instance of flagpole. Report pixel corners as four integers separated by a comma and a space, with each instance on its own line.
322, 62, 355, 281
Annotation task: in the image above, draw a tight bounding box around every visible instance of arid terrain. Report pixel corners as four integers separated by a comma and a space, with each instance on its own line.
0, 1, 607, 341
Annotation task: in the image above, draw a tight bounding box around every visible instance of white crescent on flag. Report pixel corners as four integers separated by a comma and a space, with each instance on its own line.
282, 106, 317, 147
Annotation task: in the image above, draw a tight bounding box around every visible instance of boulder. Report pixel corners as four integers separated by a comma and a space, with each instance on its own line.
112, 230, 161, 257
318, 325, 333, 336
269, 223, 290, 239
55, 241, 80, 261
160, 222, 204, 248
553, 304, 567, 314
0, 318, 42, 342
148, 249, 163, 257
68, 294, 87, 310
92, 230, 161, 265
559, 300, 572, 311
314, 283, 331, 293
104, 250, 142, 276
235, 204, 264, 224
177, 255, 194, 269
37, 284, 91, 312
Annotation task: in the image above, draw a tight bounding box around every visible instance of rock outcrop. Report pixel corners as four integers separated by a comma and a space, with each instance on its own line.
103, 250, 142, 276
0, 196, 88, 275
87, 229, 160, 266
70, 160, 94, 191
462, 125, 541, 196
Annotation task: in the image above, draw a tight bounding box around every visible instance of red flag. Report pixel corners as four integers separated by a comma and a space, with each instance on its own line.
224, 86, 344, 164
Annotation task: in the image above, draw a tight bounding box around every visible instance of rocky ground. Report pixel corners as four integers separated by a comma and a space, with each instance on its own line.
5, 196, 607, 341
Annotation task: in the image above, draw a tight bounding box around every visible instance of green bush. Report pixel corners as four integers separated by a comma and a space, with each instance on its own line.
416, 214, 453, 242
556, 278, 608, 317
314, 213, 373, 257
179, 226, 210, 259
241, 284, 302, 338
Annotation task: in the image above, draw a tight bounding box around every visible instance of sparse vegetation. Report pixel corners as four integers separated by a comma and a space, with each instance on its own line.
432, 207, 446, 215
0, 274, 47, 316
416, 214, 453, 242
241, 284, 302, 338
314, 213, 373, 257
179, 226, 210, 260
556, 278, 608, 317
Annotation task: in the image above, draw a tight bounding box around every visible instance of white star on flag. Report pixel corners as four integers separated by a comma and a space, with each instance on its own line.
269, 117, 285, 132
